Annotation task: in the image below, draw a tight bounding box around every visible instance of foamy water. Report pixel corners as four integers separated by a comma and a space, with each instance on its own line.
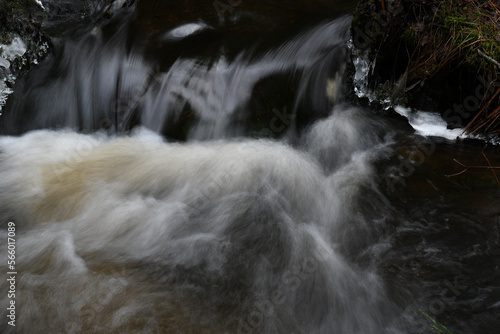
394, 106, 465, 141
0, 106, 404, 333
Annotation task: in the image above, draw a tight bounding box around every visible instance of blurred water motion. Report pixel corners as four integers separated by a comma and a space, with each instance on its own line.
0, 1, 499, 333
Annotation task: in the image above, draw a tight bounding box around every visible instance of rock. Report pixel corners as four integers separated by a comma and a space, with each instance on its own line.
0, 0, 48, 110
349, 0, 500, 137
0, 0, 135, 112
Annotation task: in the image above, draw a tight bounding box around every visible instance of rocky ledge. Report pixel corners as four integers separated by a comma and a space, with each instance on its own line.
350, 0, 500, 138
0, 0, 134, 111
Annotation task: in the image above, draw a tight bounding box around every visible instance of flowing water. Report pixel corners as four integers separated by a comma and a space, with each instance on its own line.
0, 1, 499, 333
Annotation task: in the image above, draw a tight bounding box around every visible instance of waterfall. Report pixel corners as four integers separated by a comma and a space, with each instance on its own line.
1, 1, 498, 333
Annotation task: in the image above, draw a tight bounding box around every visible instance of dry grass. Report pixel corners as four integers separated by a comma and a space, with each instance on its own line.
463, 86, 500, 134
396, 0, 500, 135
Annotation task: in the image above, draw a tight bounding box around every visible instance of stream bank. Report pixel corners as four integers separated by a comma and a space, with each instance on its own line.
350, 0, 500, 139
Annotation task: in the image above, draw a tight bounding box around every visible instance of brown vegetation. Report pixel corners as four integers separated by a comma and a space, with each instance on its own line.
403, 0, 500, 135
352, 0, 500, 138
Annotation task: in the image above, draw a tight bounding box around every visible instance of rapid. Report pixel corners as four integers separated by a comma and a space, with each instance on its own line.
0, 1, 499, 333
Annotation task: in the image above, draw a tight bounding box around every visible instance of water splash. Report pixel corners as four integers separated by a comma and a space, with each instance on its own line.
394, 106, 465, 140
0, 111, 400, 333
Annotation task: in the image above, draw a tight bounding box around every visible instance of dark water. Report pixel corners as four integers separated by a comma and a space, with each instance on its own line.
1, 1, 499, 333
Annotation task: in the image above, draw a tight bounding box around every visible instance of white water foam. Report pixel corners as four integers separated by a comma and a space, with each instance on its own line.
0, 122, 399, 333
161, 22, 211, 40
394, 106, 465, 140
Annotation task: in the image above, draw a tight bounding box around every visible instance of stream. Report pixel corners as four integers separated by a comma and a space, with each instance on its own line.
0, 1, 499, 333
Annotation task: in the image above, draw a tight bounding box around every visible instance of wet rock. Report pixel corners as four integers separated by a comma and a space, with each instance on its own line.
0, 0, 48, 110
0, 0, 135, 111
349, 0, 500, 137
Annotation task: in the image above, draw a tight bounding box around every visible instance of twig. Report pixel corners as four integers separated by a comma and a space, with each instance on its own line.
478, 49, 500, 68
449, 161, 500, 170
483, 106, 500, 133
462, 86, 500, 135
482, 152, 500, 187
461, 38, 489, 49
447, 150, 500, 188
445, 158, 470, 177
490, 0, 500, 14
